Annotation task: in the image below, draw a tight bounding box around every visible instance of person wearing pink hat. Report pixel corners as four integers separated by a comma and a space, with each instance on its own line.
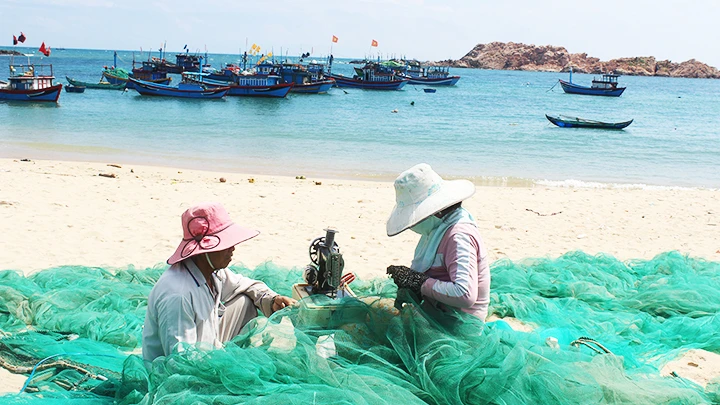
142, 202, 296, 362
386, 164, 491, 321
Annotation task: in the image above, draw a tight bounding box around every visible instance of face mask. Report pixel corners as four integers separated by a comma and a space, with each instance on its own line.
410, 215, 442, 235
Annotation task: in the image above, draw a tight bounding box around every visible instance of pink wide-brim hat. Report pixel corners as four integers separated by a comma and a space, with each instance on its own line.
167, 202, 259, 265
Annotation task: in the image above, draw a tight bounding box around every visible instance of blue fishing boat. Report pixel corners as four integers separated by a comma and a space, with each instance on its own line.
185, 62, 293, 98
278, 61, 334, 94
129, 77, 229, 99
0, 62, 62, 102
546, 114, 633, 129
327, 61, 408, 90
559, 68, 625, 97
404, 61, 460, 86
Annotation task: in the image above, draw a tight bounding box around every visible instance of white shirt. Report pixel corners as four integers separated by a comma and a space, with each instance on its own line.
142, 259, 277, 362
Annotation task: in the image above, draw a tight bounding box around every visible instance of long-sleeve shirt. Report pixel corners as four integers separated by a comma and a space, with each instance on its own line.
419, 223, 491, 320
142, 259, 277, 362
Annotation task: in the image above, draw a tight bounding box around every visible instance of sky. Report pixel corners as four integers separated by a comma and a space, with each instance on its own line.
2, 0, 719, 68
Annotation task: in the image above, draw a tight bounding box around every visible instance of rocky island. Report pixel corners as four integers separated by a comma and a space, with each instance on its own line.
438, 42, 720, 79
0, 49, 24, 56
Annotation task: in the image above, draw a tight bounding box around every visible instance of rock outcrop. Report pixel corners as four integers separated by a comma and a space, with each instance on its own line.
438, 42, 720, 79
0, 49, 24, 56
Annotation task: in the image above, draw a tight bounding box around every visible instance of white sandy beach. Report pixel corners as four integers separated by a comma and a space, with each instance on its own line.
1, 157, 719, 393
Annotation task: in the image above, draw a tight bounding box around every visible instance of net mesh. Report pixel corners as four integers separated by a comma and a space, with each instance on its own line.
1, 251, 719, 404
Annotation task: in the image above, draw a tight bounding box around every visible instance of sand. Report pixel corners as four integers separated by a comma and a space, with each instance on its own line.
1, 157, 719, 394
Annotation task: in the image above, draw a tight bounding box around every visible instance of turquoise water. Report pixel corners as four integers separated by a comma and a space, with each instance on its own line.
1, 48, 719, 188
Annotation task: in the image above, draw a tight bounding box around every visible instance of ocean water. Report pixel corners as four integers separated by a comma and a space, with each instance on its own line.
1, 47, 719, 188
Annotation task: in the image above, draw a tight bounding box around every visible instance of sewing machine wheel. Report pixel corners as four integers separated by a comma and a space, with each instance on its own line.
309, 237, 339, 265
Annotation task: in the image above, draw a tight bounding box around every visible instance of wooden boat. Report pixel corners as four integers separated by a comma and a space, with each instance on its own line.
64, 85, 85, 93
101, 52, 171, 89
327, 62, 408, 90
66, 76, 126, 90
185, 66, 293, 98
423, 88, 436, 93
405, 61, 460, 86
545, 114, 633, 129
129, 78, 229, 99
278, 61, 335, 94
0, 63, 62, 102
559, 69, 625, 97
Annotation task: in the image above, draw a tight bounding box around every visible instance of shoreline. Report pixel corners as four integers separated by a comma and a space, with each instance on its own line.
2, 158, 719, 277
2, 149, 717, 192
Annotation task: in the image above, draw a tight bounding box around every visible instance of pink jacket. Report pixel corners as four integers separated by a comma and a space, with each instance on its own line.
420, 223, 491, 320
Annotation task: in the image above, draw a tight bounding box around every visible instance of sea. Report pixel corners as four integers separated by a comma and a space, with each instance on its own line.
1, 47, 719, 189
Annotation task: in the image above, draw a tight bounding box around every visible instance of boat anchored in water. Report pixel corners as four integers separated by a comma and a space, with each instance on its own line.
129, 77, 229, 99
545, 114, 633, 129
558, 67, 626, 97
404, 60, 460, 86
0, 62, 62, 102
327, 60, 408, 90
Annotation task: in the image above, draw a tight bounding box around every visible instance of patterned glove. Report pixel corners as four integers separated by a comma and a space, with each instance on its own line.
387, 265, 428, 297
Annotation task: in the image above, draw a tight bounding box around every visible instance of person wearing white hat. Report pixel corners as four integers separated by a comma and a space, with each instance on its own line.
142, 202, 296, 362
386, 164, 491, 320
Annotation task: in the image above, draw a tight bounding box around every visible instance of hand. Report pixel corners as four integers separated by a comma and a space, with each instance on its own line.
272, 295, 297, 312
387, 265, 428, 296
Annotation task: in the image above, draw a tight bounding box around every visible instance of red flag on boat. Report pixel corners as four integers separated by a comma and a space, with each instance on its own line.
18, 32, 26, 43
39, 42, 51, 57
371, 39, 378, 47
332, 35, 338, 43
13, 35, 18, 45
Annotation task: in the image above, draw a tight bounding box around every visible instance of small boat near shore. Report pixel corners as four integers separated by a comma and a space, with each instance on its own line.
559, 68, 626, 97
66, 76, 126, 90
64, 84, 85, 93
0, 63, 62, 102
129, 77, 229, 99
546, 114, 633, 129
404, 61, 460, 86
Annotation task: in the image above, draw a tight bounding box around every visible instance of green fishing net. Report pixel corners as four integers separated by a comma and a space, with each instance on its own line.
1, 251, 719, 404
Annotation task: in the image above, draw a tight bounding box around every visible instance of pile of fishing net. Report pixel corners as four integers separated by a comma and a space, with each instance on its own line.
1, 251, 720, 404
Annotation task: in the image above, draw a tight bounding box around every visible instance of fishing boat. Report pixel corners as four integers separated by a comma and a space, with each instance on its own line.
150, 53, 201, 74
327, 62, 408, 90
100, 52, 171, 90
129, 78, 229, 99
66, 76, 126, 90
185, 63, 293, 98
64, 85, 85, 93
559, 68, 626, 97
404, 61, 460, 86
545, 114, 633, 129
278, 61, 334, 94
0, 62, 62, 102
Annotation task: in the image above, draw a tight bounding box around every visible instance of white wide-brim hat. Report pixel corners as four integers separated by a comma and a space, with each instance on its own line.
386, 163, 475, 236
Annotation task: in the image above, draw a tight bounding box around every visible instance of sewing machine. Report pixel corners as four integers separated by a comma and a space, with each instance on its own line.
292, 228, 362, 326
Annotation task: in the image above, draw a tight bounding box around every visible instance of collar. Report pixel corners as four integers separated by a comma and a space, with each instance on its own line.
181, 259, 207, 288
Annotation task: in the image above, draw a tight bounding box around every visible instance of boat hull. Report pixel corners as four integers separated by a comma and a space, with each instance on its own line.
328, 74, 408, 90
103, 72, 171, 89
559, 80, 625, 97
407, 76, 460, 86
225, 83, 293, 97
66, 76, 126, 90
290, 80, 335, 94
546, 114, 633, 129
130, 79, 229, 99
0, 84, 62, 102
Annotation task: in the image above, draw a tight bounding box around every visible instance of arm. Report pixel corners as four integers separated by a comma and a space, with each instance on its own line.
156, 293, 197, 356
421, 232, 479, 309
221, 269, 278, 317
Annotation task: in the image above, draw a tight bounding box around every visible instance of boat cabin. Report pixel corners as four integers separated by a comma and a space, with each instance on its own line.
591, 74, 620, 90
354, 63, 400, 82
7, 64, 55, 90
175, 54, 201, 72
